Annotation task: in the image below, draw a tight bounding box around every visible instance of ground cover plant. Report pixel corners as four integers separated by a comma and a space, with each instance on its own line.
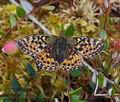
0, 0, 120, 102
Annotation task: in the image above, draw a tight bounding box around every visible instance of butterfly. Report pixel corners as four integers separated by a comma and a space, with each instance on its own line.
17, 34, 103, 71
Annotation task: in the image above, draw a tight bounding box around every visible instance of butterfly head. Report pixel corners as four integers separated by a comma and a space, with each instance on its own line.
57, 58, 64, 63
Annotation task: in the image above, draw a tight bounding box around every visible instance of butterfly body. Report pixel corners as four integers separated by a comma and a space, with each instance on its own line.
48, 37, 71, 63
17, 34, 103, 71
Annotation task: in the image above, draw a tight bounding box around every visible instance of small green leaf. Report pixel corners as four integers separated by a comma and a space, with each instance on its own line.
103, 39, 109, 51
64, 24, 75, 37
0, 97, 4, 102
71, 95, 86, 102
99, 15, 105, 29
9, 15, 16, 28
60, 24, 64, 31
3, 97, 12, 102
16, 6, 26, 17
71, 95, 79, 102
26, 63, 36, 77
18, 91, 26, 102
11, 77, 21, 93
111, 87, 116, 96
99, 29, 107, 40
0, 29, 5, 35
98, 73, 106, 88
68, 87, 82, 96
70, 69, 81, 77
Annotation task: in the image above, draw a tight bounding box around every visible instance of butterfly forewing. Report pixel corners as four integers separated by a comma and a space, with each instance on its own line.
17, 34, 51, 56
73, 37, 103, 58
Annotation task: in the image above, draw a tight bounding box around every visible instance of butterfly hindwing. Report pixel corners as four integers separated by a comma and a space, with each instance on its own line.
17, 34, 51, 56
61, 50, 83, 71
34, 49, 59, 71
73, 37, 103, 58
34, 48, 83, 71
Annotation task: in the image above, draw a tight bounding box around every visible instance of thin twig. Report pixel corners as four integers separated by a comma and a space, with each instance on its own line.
82, 59, 115, 85
8, 0, 52, 35
82, 60, 116, 96
94, 79, 108, 96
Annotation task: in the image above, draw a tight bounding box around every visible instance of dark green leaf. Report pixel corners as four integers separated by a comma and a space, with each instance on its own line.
11, 77, 21, 92
26, 63, 36, 77
35, 94, 45, 102
16, 6, 26, 17
9, 15, 16, 28
70, 69, 81, 77
98, 73, 106, 88
64, 24, 75, 37
69, 87, 82, 96
3, 97, 12, 102
88, 82, 96, 92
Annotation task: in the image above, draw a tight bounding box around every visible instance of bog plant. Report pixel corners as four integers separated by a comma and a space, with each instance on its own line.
0, 0, 120, 102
